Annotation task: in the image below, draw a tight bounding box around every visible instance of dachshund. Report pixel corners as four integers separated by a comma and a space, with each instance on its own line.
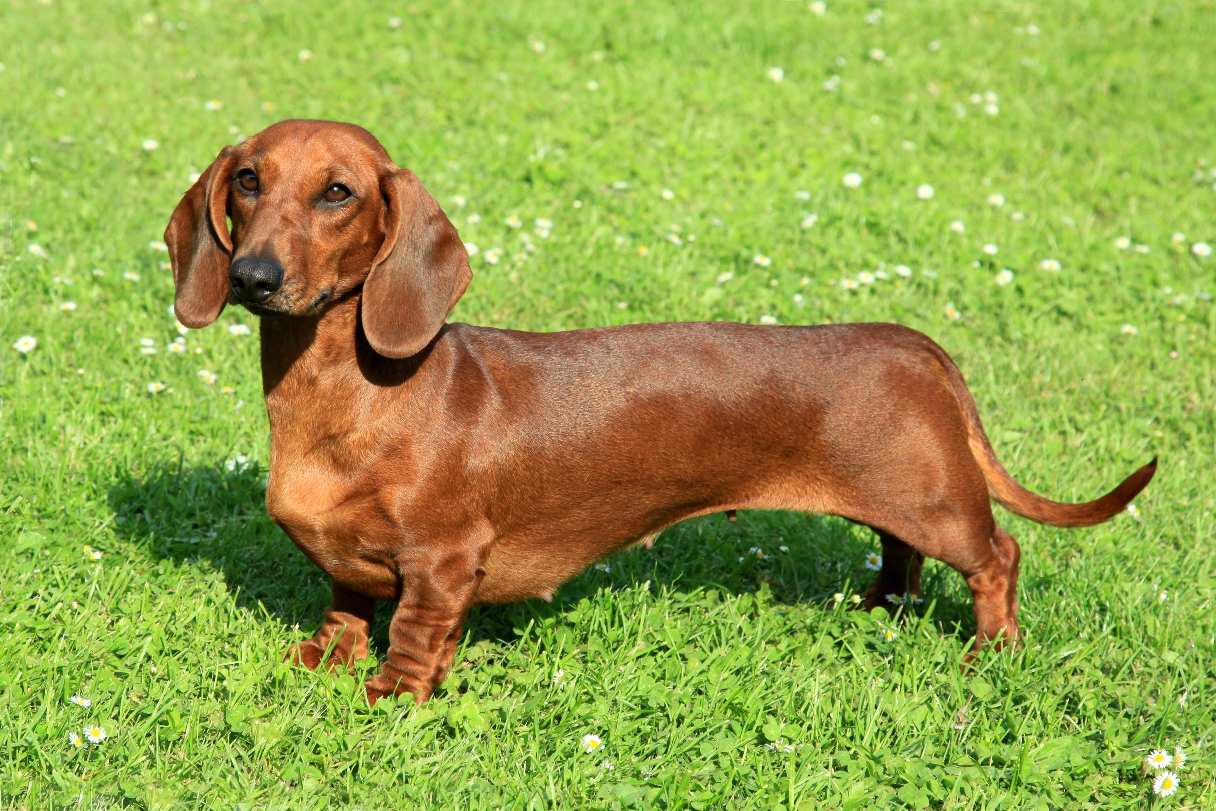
165, 119, 1156, 704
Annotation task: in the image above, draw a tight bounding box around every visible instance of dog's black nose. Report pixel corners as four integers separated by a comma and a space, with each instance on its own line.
229, 256, 283, 303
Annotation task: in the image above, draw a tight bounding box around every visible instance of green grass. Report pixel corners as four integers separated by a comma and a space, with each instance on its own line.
2, 0, 1214, 807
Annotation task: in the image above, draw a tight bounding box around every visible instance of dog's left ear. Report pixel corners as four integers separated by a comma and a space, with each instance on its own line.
362, 168, 472, 359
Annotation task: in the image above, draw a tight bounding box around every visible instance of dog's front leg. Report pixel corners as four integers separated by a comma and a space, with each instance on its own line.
287, 582, 375, 670
365, 547, 484, 705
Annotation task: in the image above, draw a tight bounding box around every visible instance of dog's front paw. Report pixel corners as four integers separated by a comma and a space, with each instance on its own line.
285, 638, 329, 670
364, 672, 430, 706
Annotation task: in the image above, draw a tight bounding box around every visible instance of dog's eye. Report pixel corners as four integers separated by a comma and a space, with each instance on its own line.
322, 183, 352, 204
236, 169, 259, 194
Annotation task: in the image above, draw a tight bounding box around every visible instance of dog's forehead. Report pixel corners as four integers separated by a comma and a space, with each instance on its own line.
243, 120, 391, 169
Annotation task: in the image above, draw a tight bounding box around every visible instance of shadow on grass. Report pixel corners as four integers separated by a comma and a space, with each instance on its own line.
107, 463, 977, 654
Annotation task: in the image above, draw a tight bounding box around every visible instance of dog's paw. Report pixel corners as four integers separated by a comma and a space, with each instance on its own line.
285, 639, 328, 670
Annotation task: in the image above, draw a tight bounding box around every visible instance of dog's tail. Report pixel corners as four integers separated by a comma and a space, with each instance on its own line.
925, 339, 1156, 528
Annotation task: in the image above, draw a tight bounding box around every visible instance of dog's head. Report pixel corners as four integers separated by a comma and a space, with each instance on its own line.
164, 119, 471, 358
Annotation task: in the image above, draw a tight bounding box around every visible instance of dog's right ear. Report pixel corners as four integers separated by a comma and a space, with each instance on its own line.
164, 147, 237, 328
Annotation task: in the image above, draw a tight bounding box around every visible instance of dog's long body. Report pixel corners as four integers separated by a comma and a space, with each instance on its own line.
167, 120, 1155, 703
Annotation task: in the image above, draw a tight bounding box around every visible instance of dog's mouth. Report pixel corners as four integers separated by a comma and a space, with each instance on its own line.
233, 288, 334, 317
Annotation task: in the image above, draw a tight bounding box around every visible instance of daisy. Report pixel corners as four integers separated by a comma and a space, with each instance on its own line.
69, 731, 84, 749
298, 49, 313, 62
1174, 747, 1186, 768
552, 669, 565, 686
84, 725, 107, 744
581, 733, 604, 753
141, 139, 159, 152
916, 184, 934, 200
809, 1, 827, 15
842, 172, 863, 188
1192, 242, 1212, 258
83, 544, 103, 560
949, 220, 965, 234
840, 278, 859, 290
864, 552, 882, 570
28, 243, 49, 259
759, 315, 778, 326
505, 214, 522, 229
1145, 749, 1173, 770
864, 8, 882, 24
894, 264, 912, 278
149, 240, 168, 252
388, 16, 402, 29
994, 269, 1014, 286
982, 243, 998, 256
944, 303, 961, 320
716, 271, 734, 284
779, 544, 790, 552
60, 301, 77, 312
666, 233, 683, 245
13, 335, 37, 354
1039, 258, 1061, 272
880, 627, 898, 641
1120, 324, 1138, 336
463, 242, 479, 256
767, 67, 785, 83
228, 323, 251, 336
800, 213, 819, 229
483, 248, 503, 265
987, 193, 1005, 207
869, 48, 886, 62
123, 271, 141, 282
168, 339, 186, 353
753, 254, 772, 267
147, 382, 166, 394
794, 190, 811, 200
585, 80, 599, 91
857, 271, 876, 285
534, 217, 553, 232
823, 75, 841, 92
197, 369, 218, 385
1152, 770, 1179, 797
529, 39, 545, 53
204, 99, 223, 111
1114, 236, 1132, 250
69, 695, 92, 708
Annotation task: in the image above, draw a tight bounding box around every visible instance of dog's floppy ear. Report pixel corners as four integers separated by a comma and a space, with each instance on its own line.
164, 147, 237, 328
361, 168, 471, 359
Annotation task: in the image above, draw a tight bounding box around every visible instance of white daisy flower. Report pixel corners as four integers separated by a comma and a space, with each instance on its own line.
585, 80, 599, 91
529, 38, 545, 53
984, 103, 999, 116
204, 99, 223, 111
666, 233, 683, 245
1039, 258, 1061, 272
505, 214, 522, 229
463, 242, 479, 256
1120, 324, 1138, 335
82, 544, 103, 560
13, 335, 37, 353
857, 271, 876, 285
69, 730, 84, 749
842, 172, 863, 188
767, 66, 785, 83
864, 8, 882, 24
794, 190, 811, 200
388, 16, 402, 29
1152, 770, 1179, 797
880, 627, 898, 641
1174, 747, 1186, 769
982, 243, 998, 256
59, 301, 77, 312
123, 271, 141, 282
225, 453, 249, 472
1171, 232, 1186, 245
987, 193, 1005, 207
1192, 241, 1212, 258
141, 139, 159, 152
483, 248, 503, 265
994, 269, 1014, 286
823, 74, 841, 92
916, 184, 934, 200
69, 695, 92, 707
84, 725, 107, 744
534, 217, 553, 232
864, 552, 882, 570
800, 213, 819, 229
581, 733, 604, 753
759, 315, 778, 325
298, 49, 313, 62
228, 323, 251, 336
779, 544, 790, 552
552, 669, 565, 686
1114, 236, 1132, 250
197, 369, 218, 385
944, 303, 961, 320
753, 254, 772, 267
869, 48, 885, 62
1145, 749, 1173, 770
600, 761, 615, 770
1010, 211, 1026, 223
840, 278, 859, 290
949, 220, 965, 234
147, 382, 166, 394
809, 1, 827, 15
716, 271, 734, 284
894, 264, 912, 278
28, 243, 49, 259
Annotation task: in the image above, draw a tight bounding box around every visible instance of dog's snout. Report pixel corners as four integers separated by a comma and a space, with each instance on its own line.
229, 256, 284, 303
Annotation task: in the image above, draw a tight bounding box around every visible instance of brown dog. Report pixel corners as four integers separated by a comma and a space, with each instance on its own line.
165, 119, 1156, 704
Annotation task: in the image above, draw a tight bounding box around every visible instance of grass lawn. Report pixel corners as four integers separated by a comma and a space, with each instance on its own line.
2, 0, 1214, 807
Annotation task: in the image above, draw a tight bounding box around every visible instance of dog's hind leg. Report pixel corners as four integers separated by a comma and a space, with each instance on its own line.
861, 531, 924, 610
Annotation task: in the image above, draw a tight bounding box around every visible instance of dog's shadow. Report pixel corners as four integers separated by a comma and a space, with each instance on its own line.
107, 463, 977, 656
